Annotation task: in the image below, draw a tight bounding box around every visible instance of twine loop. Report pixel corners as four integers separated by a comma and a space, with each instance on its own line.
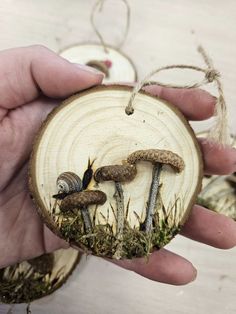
126, 46, 230, 146
91, 0, 130, 53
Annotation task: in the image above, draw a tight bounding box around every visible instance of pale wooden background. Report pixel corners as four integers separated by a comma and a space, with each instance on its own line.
0, 0, 235, 313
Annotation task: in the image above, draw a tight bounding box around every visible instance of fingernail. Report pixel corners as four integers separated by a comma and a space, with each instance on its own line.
73, 63, 105, 76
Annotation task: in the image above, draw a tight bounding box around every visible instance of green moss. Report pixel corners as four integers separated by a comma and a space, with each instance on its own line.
0, 270, 52, 304
0, 256, 61, 304
58, 199, 182, 259
28, 253, 54, 275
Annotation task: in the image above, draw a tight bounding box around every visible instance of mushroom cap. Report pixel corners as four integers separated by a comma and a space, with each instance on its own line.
86, 60, 109, 77
127, 149, 185, 173
94, 164, 137, 183
60, 190, 107, 212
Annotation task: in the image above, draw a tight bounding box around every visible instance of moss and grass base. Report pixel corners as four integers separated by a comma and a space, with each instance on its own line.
58, 202, 181, 259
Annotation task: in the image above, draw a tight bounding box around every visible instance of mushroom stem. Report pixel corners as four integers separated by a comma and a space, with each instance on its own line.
113, 182, 125, 259
81, 207, 92, 233
114, 182, 125, 237
145, 163, 162, 233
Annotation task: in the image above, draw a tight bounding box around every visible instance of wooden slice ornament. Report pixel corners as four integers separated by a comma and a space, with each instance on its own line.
197, 132, 236, 220
0, 248, 81, 305
59, 0, 137, 83
29, 85, 203, 259
29, 45, 229, 259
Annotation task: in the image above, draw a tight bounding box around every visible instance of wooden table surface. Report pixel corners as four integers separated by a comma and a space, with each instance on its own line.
0, 0, 235, 313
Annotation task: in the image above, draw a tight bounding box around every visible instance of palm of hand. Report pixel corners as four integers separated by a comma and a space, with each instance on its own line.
0, 97, 66, 268
0, 45, 103, 268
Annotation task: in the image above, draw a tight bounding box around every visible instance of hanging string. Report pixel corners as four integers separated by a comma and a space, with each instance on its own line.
197, 46, 229, 145
90, 0, 130, 53
126, 46, 230, 146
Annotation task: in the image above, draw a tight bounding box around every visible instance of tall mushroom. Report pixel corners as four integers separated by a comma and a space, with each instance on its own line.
60, 190, 107, 233
127, 149, 185, 233
94, 164, 137, 257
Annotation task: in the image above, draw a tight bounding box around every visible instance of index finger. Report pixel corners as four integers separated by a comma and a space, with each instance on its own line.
144, 85, 215, 121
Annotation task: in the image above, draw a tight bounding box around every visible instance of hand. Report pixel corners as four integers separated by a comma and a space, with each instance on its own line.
113, 85, 236, 285
0, 45, 104, 268
0, 46, 235, 286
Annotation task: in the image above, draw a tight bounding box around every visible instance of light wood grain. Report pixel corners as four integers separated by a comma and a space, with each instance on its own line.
0, 0, 236, 313
30, 85, 202, 257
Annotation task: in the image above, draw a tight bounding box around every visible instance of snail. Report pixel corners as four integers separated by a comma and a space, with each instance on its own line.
57, 172, 82, 193
54, 160, 95, 200
53, 172, 83, 199
82, 158, 95, 190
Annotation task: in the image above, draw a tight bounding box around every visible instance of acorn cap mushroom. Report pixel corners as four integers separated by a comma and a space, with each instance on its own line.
86, 60, 110, 77
94, 164, 137, 183
126, 149, 185, 234
60, 190, 107, 212
127, 149, 185, 173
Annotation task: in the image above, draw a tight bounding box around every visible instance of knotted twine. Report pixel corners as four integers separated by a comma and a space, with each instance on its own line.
125, 45, 230, 146
90, 0, 130, 53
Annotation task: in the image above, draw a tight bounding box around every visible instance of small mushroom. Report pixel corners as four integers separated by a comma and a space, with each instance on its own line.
60, 190, 107, 233
94, 164, 137, 257
127, 149, 185, 233
86, 59, 112, 78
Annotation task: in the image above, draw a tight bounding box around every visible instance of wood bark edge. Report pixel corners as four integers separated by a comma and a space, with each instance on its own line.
28, 84, 203, 251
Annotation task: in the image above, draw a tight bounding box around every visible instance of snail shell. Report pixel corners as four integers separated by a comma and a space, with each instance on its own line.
57, 172, 82, 193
